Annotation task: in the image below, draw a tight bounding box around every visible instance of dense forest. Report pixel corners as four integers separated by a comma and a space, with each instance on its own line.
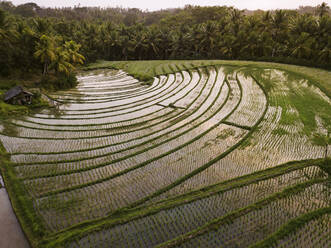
0, 1, 330, 80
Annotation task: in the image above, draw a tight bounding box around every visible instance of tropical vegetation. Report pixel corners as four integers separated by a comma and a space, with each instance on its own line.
0, 1, 330, 78
0, 1, 330, 248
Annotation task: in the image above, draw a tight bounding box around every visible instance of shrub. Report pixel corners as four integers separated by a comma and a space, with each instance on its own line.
39, 72, 78, 90
0, 101, 28, 118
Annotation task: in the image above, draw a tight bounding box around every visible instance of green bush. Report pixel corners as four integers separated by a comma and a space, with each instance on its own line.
0, 101, 28, 118
30, 92, 49, 108
39, 72, 78, 91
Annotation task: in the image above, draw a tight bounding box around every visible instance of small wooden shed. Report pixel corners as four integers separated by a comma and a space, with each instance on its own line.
4, 86, 33, 105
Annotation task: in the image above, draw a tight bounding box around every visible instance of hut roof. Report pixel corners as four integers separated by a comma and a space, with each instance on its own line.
4, 86, 33, 102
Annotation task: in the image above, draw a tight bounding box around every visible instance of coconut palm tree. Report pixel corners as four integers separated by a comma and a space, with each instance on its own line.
34, 34, 56, 76
315, 16, 331, 54
63, 40, 85, 65
131, 28, 150, 60
219, 34, 236, 59
15, 21, 38, 72
272, 10, 288, 30
262, 11, 272, 24
316, 2, 330, 18
51, 47, 74, 75
154, 27, 172, 59
0, 9, 15, 41
0, 9, 17, 76
141, 27, 162, 59
290, 32, 315, 59
196, 21, 219, 58
318, 46, 331, 63
33, 18, 50, 35
289, 14, 317, 36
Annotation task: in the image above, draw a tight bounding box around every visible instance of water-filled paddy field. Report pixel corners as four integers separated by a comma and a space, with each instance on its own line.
0, 61, 330, 248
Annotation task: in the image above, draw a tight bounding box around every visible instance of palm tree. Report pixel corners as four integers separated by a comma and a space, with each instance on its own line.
51, 47, 74, 75
0, 9, 17, 76
99, 23, 119, 60
34, 34, 56, 76
120, 35, 130, 61
290, 32, 315, 59
262, 11, 272, 24
81, 23, 99, 61
33, 18, 50, 35
169, 27, 194, 59
144, 26, 163, 59
15, 21, 37, 72
272, 10, 288, 30
63, 40, 85, 65
318, 46, 331, 63
315, 16, 331, 60
257, 32, 273, 57
316, 2, 330, 18
289, 14, 317, 36
230, 8, 243, 23
272, 10, 288, 42
155, 27, 172, 59
108, 30, 123, 60
0, 9, 14, 41
219, 34, 236, 59
131, 29, 149, 60
196, 21, 219, 58
271, 10, 289, 57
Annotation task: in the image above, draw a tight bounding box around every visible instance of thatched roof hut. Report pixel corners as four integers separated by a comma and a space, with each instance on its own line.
4, 86, 33, 105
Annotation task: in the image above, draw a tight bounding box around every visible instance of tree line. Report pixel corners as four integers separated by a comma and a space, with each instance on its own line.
0, 1, 330, 80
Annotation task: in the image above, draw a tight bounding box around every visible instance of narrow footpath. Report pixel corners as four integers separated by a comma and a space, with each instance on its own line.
0, 175, 30, 248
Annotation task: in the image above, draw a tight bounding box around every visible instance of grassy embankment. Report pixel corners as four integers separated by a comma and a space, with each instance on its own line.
0, 143, 47, 248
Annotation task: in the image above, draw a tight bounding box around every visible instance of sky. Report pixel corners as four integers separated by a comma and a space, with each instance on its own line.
9, 0, 331, 11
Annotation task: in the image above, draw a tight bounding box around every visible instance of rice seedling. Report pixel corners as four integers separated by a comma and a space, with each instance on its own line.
0, 60, 329, 248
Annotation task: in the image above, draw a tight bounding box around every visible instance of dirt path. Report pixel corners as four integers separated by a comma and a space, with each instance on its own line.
0, 176, 30, 248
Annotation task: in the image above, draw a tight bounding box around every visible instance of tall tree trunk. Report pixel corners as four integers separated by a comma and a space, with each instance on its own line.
43, 62, 47, 76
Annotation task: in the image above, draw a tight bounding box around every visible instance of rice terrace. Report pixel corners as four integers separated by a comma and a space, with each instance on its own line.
0, 1, 330, 248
